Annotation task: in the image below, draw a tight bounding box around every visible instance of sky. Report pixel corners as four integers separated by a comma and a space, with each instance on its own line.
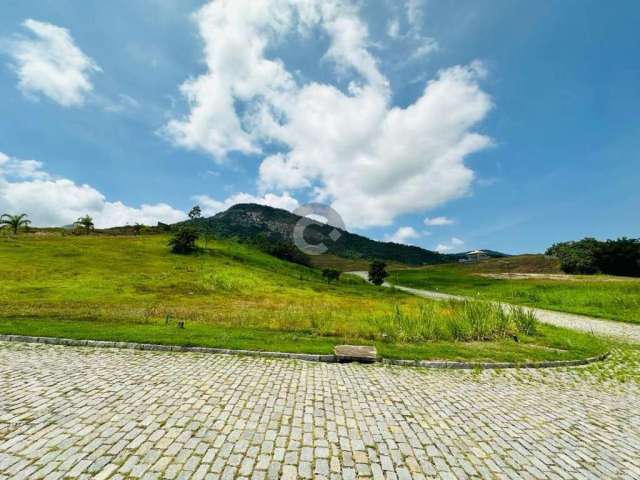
0, 0, 638, 254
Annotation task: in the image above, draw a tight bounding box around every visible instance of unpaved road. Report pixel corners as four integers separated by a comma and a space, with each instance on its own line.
349, 272, 640, 343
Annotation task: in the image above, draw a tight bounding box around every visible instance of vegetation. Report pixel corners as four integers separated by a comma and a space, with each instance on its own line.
188, 205, 202, 220
547, 237, 640, 277
169, 227, 199, 254
390, 262, 640, 324
182, 203, 451, 265
321, 269, 341, 284
375, 300, 537, 342
0, 233, 604, 362
368, 261, 389, 286
0, 213, 31, 234
74, 215, 95, 234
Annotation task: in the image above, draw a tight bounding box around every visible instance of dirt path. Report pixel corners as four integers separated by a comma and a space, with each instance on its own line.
349, 271, 640, 343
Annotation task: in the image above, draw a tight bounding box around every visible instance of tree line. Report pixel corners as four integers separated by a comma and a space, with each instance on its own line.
546, 237, 640, 277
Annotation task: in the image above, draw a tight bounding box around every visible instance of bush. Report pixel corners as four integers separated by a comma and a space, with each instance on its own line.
169, 227, 199, 254
368, 261, 389, 286
321, 269, 341, 283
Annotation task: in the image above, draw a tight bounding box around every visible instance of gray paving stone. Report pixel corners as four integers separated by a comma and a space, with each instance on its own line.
0, 341, 638, 479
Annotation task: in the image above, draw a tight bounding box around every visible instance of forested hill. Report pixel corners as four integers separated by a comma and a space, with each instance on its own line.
179, 203, 452, 265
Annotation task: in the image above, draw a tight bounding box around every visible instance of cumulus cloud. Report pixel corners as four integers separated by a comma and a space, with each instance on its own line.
194, 191, 299, 217
0, 152, 186, 227
435, 237, 464, 253
424, 216, 455, 226
386, 226, 420, 245
6, 19, 100, 107
435, 244, 452, 253
165, 0, 493, 228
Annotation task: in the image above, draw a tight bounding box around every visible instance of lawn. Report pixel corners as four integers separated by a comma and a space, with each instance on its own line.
0, 233, 607, 362
389, 263, 640, 324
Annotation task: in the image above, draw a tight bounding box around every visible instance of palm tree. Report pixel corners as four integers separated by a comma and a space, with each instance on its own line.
0, 213, 31, 234
74, 215, 95, 234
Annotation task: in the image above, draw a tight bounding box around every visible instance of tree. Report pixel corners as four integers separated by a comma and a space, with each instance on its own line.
0, 213, 31, 234
74, 215, 94, 234
546, 237, 640, 277
132, 223, 145, 235
169, 227, 200, 254
368, 261, 388, 286
322, 269, 341, 284
595, 238, 640, 277
188, 205, 202, 220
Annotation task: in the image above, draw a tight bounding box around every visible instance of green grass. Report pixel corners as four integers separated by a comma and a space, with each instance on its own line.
0, 233, 608, 362
389, 264, 640, 324
0, 317, 606, 363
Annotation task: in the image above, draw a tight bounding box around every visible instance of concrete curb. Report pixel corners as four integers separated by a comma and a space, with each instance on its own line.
0, 334, 609, 369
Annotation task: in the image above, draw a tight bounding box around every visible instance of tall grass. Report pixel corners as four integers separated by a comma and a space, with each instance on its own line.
391, 265, 640, 324
373, 300, 538, 343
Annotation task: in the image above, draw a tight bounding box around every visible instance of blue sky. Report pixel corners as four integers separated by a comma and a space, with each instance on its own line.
0, 0, 638, 254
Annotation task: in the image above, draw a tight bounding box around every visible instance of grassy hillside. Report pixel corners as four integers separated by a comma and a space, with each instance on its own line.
455, 255, 562, 274
390, 260, 640, 324
0, 234, 605, 361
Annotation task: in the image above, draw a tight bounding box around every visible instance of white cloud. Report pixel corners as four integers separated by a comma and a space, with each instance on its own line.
6, 19, 100, 107
0, 152, 186, 227
165, 0, 493, 229
424, 216, 455, 226
405, 0, 423, 28
194, 191, 299, 217
435, 236, 464, 253
163, 0, 387, 160
386, 226, 420, 245
387, 18, 400, 39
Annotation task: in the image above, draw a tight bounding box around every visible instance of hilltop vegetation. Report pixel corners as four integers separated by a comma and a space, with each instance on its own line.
183, 203, 453, 266
0, 233, 603, 362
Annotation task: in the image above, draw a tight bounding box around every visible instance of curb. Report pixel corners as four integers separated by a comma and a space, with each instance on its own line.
381, 352, 610, 370
0, 334, 609, 370
0, 334, 336, 363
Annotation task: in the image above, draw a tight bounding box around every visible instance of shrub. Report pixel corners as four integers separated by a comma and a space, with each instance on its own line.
368, 261, 389, 286
321, 269, 341, 283
169, 227, 200, 254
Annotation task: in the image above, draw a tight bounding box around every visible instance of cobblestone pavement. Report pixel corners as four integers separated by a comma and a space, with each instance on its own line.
1, 342, 640, 479
349, 272, 640, 343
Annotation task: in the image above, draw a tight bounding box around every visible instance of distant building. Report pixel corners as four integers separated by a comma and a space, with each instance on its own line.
463, 250, 489, 262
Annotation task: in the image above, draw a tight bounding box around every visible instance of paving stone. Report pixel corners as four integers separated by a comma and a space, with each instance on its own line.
0, 341, 638, 479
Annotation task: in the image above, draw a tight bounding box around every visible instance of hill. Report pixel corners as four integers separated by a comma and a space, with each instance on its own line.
0, 233, 605, 362
180, 203, 507, 267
